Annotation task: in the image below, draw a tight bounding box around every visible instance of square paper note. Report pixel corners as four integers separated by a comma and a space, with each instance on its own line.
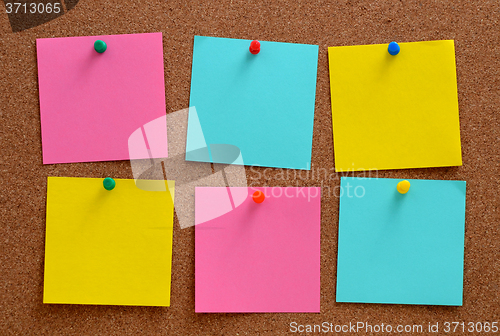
37, 33, 167, 164
195, 187, 321, 312
336, 177, 466, 305
328, 40, 462, 171
44, 177, 175, 306
187, 36, 319, 170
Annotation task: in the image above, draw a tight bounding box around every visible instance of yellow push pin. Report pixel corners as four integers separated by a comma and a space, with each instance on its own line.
397, 180, 410, 194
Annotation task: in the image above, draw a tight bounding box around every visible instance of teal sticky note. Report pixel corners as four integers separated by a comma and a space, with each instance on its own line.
337, 177, 466, 306
186, 36, 319, 170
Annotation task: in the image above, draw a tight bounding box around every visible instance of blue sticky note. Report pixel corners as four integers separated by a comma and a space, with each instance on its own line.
186, 36, 319, 170
337, 177, 466, 306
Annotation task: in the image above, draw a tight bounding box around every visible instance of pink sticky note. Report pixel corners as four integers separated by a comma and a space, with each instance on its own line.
195, 187, 321, 313
37, 33, 168, 164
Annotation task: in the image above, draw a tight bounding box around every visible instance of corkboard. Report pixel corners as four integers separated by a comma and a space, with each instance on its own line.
0, 0, 499, 334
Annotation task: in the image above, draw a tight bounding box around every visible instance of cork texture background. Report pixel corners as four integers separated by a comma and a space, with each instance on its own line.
0, 0, 499, 335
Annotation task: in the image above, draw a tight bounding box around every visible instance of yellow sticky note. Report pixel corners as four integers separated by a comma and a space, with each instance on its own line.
328, 40, 462, 172
43, 177, 175, 306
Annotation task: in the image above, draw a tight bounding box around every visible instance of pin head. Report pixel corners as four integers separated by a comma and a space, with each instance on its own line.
103, 177, 115, 191
252, 190, 265, 203
388, 41, 400, 56
94, 40, 107, 53
249, 40, 260, 55
397, 180, 410, 194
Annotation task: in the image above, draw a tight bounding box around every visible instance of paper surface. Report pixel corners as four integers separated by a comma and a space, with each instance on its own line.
37, 33, 167, 164
43, 177, 175, 306
328, 40, 462, 171
195, 187, 321, 312
187, 36, 319, 170
336, 177, 466, 305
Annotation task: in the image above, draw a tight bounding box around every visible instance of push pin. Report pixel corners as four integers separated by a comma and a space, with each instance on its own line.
94, 40, 107, 53
249, 40, 260, 55
103, 177, 115, 191
397, 180, 410, 194
252, 190, 265, 203
388, 41, 400, 56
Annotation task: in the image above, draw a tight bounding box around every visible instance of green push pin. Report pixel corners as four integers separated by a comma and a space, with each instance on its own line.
94, 40, 107, 53
103, 177, 115, 191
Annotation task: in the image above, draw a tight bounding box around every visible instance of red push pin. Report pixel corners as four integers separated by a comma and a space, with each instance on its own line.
249, 40, 260, 55
252, 190, 265, 203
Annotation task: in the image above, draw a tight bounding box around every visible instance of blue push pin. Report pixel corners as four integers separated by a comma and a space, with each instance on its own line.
103, 177, 115, 191
388, 41, 400, 55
